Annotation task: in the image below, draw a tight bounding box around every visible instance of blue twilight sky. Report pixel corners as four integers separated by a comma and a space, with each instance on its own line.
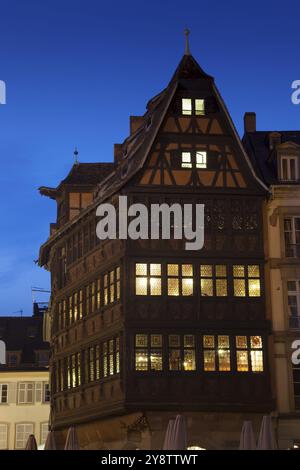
0, 0, 299, 316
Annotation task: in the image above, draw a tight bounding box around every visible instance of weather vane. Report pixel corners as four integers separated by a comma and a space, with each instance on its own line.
184, 27, 191, 55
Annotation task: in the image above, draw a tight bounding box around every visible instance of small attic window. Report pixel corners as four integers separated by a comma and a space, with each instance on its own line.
195, 99, 205, 116
182, 98, 192, 115
281, 156, 298, 181
181, 98, 205, 116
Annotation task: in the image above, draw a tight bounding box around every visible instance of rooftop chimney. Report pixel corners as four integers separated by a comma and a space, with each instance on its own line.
244, 112, 256, 133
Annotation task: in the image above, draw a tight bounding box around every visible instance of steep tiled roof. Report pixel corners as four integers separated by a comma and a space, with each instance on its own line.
243, 131, 300, 185
0, 314, 49, 370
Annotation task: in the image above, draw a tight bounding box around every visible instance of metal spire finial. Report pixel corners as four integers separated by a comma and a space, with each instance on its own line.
74, 146, 79, 164
184, 28, 191, 55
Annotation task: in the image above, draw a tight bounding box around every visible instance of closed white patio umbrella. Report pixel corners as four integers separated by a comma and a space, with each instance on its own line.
163, 418, 175, 450
163, 415, 187, 450
64, 426, 79, 450
257, 416, 277, 450
44, 430, 57, 450
25, 434, 38, 450
239, 421, 256, 450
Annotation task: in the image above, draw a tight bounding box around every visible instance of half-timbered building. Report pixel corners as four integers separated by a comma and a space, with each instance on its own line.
39, 39, 274, 449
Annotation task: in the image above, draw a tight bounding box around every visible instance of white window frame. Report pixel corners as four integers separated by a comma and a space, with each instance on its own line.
181, 98, 205, 116
0, 384, 8, 404
288, 280, 300, 329
284, 216, 300, 257
0, 423, 8, 449
15, 423, 34, 449
281, 156, 298, 181
40, 422, 49, 445
18, 382, 34, 404
181, 151, 207, 169
43, 383, 50, 403
181, 98, 192, 115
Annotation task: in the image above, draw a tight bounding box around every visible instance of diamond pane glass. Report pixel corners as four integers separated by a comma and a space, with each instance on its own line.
216, 279, 227, 296
150, 264, 161, 276
150, 277, 161, 295
200, 265, 213, 277
201, 279, 213, 296
182, 264, 193, 277
248, 279, 261, 297
248, 265, 260, 277
182, 278, 193, 296
234, 279, 246, 297
136, 277, 147, 295
233, 265, 245, 278
216, 265, 227, 277
136, 263, 147, 275
168, 278, 179, 296
167, 264, 179, 276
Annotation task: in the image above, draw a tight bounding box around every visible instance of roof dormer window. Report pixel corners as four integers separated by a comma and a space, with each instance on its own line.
281, 156, 298, 181
181, 98, 205, 116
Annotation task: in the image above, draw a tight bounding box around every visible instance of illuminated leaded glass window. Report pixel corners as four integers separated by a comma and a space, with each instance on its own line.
69, 295, 73, 323
135, 263, 162, 296
116, 338, 120, 374
167, 264, 193, 296
79, 290, 83, 319
250, 336, 263, 372
91, 281, 96, 312
218, 335, 231, 371
73, 292, 78, 321
233, 265, 260, 297
116, 267, 121, 300
104, 274, 108, 305
103, 342, 108, 377
135, 334, 162, 371
77, 352, 81, 385
200, 265, 227, 297
96, 279, 101, 309
236, 336, 249, 372
235, 335, 263, 372
89, 347, 95, 382
109, 271, 115, 303
203, 335, 230, 371
95, 345, 100, 380
168, 334, 195, 371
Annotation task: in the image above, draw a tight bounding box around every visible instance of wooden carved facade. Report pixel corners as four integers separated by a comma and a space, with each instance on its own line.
39, 53, 274, 432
